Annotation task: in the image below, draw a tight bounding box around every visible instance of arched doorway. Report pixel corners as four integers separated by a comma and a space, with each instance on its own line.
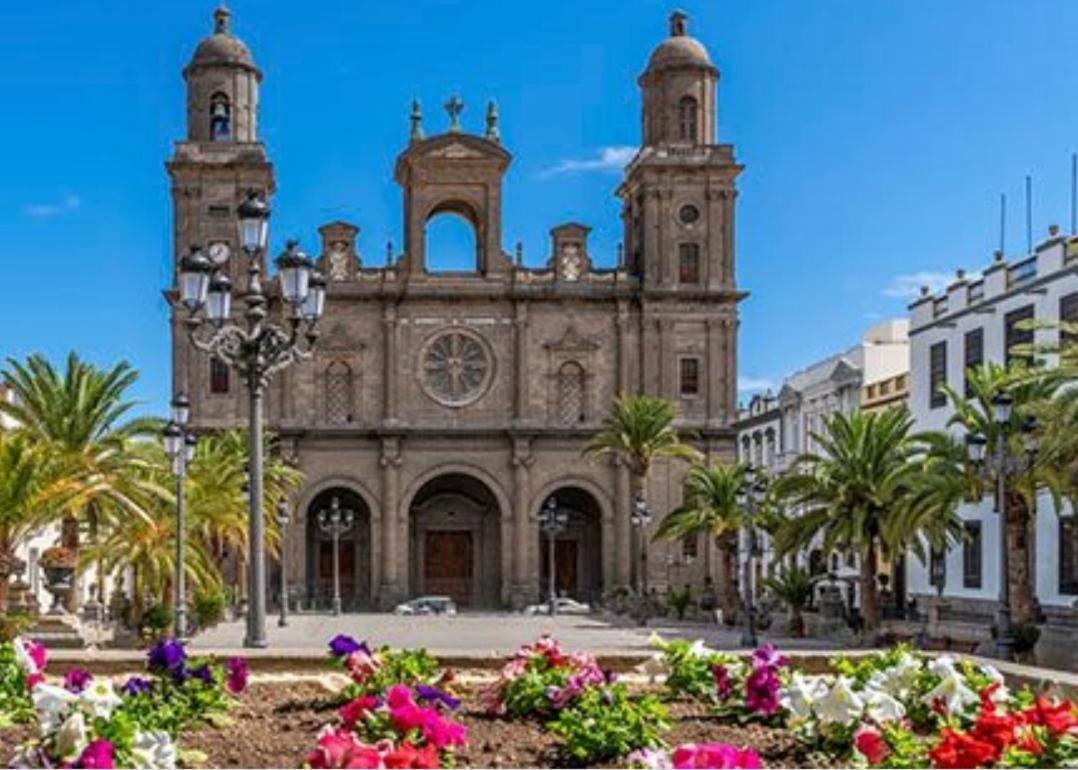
305, 488, 372, 611
538, 486, 603, 603
409, 473, 502, 607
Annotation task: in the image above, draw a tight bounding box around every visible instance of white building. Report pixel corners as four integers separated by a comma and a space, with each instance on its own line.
906, 227, 1078, 663
736, 319, 910, 608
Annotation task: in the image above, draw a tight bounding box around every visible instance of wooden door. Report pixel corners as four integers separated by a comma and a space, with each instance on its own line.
424, 531, 473, 605
318, 539, 356, 608
555, 540, 578, 596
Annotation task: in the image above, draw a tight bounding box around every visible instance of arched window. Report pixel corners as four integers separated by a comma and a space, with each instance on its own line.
556, 361, 586, 424
677, 96, 698, 143
678, 243, 701, 284
425, 209, 479, 272
324, 361, 353, 424
210, 92, 231, 142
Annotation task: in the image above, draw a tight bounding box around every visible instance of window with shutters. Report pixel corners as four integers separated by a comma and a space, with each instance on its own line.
962, 520, 982, 589
556, 361, 586, 425
1060, 517, 1078, 595
929, 341, 947, 408
964, 328, 984, 397
679, 357, 701, 397
678, 243, 701, 284
677, 96, 698, 142
324, 361, 353, 424
1004, 305, 1034, 368
210, 357, 230, 394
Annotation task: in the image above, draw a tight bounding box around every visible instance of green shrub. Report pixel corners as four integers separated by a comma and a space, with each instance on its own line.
141, 604, 170, 637
192, 591, 227, 630
654, 637, 733, 701
547, 683, 669, 765
0, 612, 33, 643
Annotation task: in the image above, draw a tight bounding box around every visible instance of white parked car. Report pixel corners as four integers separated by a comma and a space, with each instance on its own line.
523, 597, 591, 616
393, 596, 457, 616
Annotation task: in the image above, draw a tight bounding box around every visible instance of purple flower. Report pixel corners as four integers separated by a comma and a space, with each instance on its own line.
147, 639, 187, 674
415, 684, 460, 710
63, 668, 93, 693
120, 676, 154, 696
225, 657, 249, 694
745, 665, 781, 716
750, 644, 788, 670
189, 664, 215, 685
328, 634, 369, 658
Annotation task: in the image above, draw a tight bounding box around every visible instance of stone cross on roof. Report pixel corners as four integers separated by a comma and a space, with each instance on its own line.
444, 95, 464, 133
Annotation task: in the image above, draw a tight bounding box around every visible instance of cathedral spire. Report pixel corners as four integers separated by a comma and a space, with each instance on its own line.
485, 101, 500, 143
669, 9, 687, 36
214, 4, 232, 35
410, 99, 424, 143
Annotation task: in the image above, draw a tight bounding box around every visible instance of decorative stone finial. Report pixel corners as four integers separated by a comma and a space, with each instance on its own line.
214, 4, 231, 34
410, 99, 424, 143
1049, 223, 1060, 236
994, 249, 1004, 261
485, 101, 500, 143
920, 285, 930, 297
956, 269, 966, 280
386, 239, 394, 265
514, 241, 523, 265
617, 242, 625, 268
444, 95, 464, 133
669, 10, 688, 37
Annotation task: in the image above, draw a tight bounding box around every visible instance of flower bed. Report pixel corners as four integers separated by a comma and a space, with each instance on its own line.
2, 635, 1075, 769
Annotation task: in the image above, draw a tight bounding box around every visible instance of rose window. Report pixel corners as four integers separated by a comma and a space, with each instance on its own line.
420, 331, 492, 406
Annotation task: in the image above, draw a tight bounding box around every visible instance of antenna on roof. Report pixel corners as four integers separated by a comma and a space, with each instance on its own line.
1025, 175, 1033, 254
1071, 153, 1076, 235
999, 193, 1006, 255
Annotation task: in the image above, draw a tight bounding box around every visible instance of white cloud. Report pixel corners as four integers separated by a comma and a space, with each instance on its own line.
881, 270, 953, 299
23, 195, 81, 218
539, 146, 637, 178
738, 375, 776, 394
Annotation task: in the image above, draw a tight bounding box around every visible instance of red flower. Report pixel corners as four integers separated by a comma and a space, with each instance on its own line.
971, 705, 1019, 754
854, 728, 891, 766
929, 728, 999, 769
340, 695, 380, 727
1026, 696, 1078, 737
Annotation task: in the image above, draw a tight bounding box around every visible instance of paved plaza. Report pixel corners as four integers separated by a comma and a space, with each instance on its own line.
187, 612, 844, 657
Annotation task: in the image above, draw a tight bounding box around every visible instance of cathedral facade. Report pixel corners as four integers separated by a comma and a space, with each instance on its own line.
169, 7, 743, 610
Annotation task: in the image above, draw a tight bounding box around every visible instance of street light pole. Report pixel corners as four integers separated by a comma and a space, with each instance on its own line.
317, 497, 355, 616
163, 395, 197, 641
275, 499, 291, 628
631, 493, 653, 597
177, 191, 326, 648
539, 496, 569, 615
737, 466, 767, 649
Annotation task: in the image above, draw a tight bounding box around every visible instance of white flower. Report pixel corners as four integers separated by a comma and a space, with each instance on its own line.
12, 637, 38, 674
53, 712, 88, 761
922, 663, 979, 715
929, 655, 959, 677
979, 664, 1012, 704
79, 678, 123, 719
813, 675, 865, 726
866, 652, 922, 700
647, 632, 667, 650
781, 672, 830, 723
32, 683, 77, 732
131, 731, 178, 770
864, 687, 907, 723
687, 639, 715, 658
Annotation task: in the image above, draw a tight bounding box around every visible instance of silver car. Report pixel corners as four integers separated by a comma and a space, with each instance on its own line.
393, 596, 458, 616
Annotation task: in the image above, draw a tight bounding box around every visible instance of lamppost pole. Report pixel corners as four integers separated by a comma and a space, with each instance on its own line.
163, 395, 196, 641
540, 496, 569, 615
177, 190, 326, 648
738, 466, 767, 649
631, 493, 653, 597
276, 499, 291, 628
318, 497, 354, 616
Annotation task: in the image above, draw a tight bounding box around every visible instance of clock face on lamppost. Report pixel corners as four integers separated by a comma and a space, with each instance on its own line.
208, 242, 231, 266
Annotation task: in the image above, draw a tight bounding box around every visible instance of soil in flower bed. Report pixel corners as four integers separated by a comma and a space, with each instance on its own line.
182, 681, 839, 769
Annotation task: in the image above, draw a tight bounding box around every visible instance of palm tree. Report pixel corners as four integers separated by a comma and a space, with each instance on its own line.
583, 394, 699, 590
772, 408, 960, 633
941, 362, 1066, 626
0, 353, 163, 608
763, 565, 815, 638
654, 461, 746, 621
0, 431, 59, 608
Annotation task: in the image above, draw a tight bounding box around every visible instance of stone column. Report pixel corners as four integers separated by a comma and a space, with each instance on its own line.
513, 303, 528, 422
615, 300, 630, 396
707, 317, 722, 427
379, 436, 403, 608
510, 437, 535, 607
382, 304, 399, 425
614, 457, 631, 586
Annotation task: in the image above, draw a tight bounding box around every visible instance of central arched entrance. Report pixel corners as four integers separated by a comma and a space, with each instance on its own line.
409, 473, 502, 607
304, 488, 372, 611
538, 486, 603, 603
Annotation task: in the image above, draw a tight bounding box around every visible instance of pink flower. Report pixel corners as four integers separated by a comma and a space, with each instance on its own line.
672, 743, 761, 769
26, 671, 44, 691
854, 728, 891, 765
307, 727, 381, 769
750, 644, 788, 670
340, 695, 380, 727
345, 649, 380, 685
745, 666, 781, 716
225, 657, 249, 694
713, 665, 733, 700
77, 740, 116, 769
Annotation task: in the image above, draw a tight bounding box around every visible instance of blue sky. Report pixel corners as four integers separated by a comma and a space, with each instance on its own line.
1, 0, 1075, 416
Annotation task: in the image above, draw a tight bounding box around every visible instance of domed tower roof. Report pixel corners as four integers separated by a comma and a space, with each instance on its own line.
184, 5, 260, 77
645, 10, 715, 72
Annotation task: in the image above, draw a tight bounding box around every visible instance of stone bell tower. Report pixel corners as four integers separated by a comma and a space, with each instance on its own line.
167, 5, 274, 417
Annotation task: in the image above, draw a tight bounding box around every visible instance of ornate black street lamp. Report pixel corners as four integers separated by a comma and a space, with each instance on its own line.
275, 498, 291, 628
964, 392, 1038, 661
631, 493, 653, 596
736, 466, 768, 648
539, 496, 570, 615
317, 497, 354, 616
177, 190, 326, 648
163, 394, 197, 640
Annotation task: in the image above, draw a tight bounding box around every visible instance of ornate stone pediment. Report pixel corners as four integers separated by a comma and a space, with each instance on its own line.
427, 142, 485, 160
544, 325, 600, 352
319, 323, 366, 354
